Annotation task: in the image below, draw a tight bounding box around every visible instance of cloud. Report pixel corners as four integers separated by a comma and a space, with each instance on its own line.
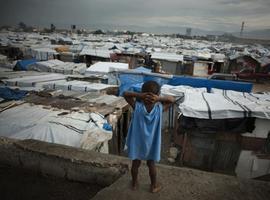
0, 0, 269, 32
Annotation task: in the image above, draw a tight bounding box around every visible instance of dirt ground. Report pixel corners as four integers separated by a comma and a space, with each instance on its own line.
92, 163, 270, 200
252, 81, 270, 92
0, 164, 103, 200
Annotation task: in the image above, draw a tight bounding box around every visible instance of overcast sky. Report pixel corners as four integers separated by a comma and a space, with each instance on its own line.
1, 0, 270, 32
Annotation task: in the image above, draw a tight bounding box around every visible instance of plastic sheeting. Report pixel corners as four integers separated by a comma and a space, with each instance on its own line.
29, 48, 57, 61
151, 52, 184, 62
43, 80, 118, 93
168, 76, 253, 93
28, 60, 86, 74
0, 87, 28, 100
0, 104, 112, 152
80, 48, 111, 58
118, 71, 171, 95
4, 74, 66, 87
161, 84, 207, 97
86, 62, 129, 73
27, 59, 64, 72
179, 89, 270, 119
14, 59, 37, 71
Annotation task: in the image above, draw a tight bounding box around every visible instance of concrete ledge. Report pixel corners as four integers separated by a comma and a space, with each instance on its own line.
0, 137, 129, 186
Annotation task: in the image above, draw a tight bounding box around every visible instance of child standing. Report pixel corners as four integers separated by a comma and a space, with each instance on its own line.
124, 81, 175, 193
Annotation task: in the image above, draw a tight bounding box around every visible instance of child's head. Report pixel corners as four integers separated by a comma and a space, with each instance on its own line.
141, 81, 160, 95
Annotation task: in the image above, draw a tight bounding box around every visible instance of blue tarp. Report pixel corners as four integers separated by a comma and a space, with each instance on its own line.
133, 66, 152, 73
208, 79, 253, 93
169, 76, 253, 93
119, 73, 144, 95
119, 71, 253, 95
0, 87, 28, 100
14, 59, 37, 71
118, 67, 171, 95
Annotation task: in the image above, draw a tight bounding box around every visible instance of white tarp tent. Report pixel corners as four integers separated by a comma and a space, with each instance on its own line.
27, 59, 64, 72
178, 89, 270, 119
151, 52, 184, 62
80, 47, 111, 58
4, 73, 66, 87
43, 80, 118, 93
161, 84, 207, 97
28, 60, 86, 74
86, 62, 129, 73
29, 47, 57, 61
0, 103, 112, 153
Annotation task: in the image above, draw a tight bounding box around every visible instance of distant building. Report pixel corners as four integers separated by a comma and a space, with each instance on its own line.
186, 28, 192, 37
71, 25, 76, 33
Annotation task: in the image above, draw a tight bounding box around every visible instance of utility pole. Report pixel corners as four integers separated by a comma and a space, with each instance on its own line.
240, 21, 245, 37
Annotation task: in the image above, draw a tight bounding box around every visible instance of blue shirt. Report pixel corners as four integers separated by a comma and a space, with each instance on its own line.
126, 101, 163, 162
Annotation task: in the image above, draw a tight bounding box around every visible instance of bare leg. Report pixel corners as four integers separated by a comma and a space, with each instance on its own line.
147, 160, 162, 193
131, 159, 141, 190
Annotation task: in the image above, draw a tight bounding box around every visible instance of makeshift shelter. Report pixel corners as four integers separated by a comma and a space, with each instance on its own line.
151, 52, 184, 75
86, 62, 129, 74
79, 47, 111, 66
3, 73, 66, 88
173, 88, 270, 177
0, 103, 112, 153
228, 55, 261, 73
43, 81, 118, 95
28, 47, 58, 61
27, 60, 86, 74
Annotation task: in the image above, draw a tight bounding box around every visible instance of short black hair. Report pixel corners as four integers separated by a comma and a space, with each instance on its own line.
141, 81, 160, 95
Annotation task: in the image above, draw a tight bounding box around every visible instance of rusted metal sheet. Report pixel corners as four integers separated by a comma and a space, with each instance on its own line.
240, 136, 266, 151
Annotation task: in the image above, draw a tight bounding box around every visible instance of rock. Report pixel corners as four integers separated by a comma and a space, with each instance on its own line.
169, 147, 178, 159
168, 158, 175, 163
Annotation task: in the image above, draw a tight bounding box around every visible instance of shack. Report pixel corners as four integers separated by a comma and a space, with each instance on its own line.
151, 52, 184, 75
173, 88, 270, 178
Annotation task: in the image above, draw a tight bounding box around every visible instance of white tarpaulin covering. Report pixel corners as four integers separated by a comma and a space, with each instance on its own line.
80, 48, 111, 58
179, 89, 270, 119
28, 60, 86, 74
86, 62, 128, 73
4, 73, 66, 87
29, 48, 57, 61
43, 80, 118, 93
27, 59, 64, 72
151, 52, 184, 62
0, 104, 112, 152
161, 84, 207, 97
50, 62, 86, 74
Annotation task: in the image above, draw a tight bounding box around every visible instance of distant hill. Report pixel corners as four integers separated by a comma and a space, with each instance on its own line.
233, 29, 270, 40
65, 23, 270, 40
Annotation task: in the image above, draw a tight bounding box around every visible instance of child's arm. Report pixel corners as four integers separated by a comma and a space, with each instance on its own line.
123, 91, 147, 109
146, 93, 175, 111
158, 95, 175, 111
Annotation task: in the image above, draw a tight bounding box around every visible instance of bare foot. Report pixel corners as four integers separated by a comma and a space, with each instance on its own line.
131, 181, 138, 191
150, 184, 162, 193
